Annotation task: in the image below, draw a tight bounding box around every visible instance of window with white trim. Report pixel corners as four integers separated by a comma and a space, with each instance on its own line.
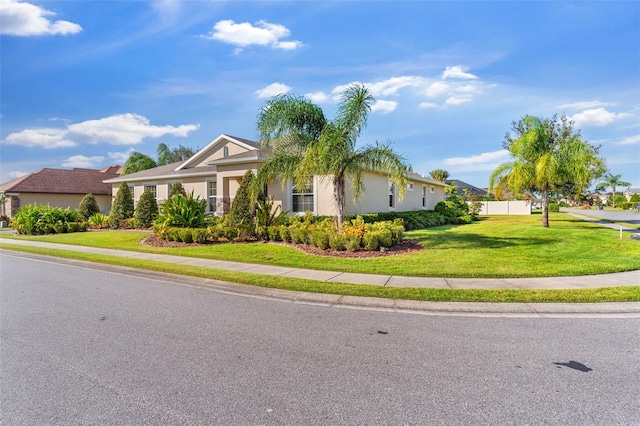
292, 179, 314, 213
207, 181, 217, 213
223, 146, 229, 157
422, 185, 427, 208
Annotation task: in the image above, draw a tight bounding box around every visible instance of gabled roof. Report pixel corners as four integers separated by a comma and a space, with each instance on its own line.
408, 172, 448, 186
175, 133, 260, 171
0, 166, 121, 195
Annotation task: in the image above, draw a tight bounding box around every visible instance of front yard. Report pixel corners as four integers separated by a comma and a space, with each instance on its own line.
2, 212, 639, 278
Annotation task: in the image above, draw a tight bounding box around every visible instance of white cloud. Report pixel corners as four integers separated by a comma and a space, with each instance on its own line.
442, 65, 478, 80
4, 128, 76, 148
305, 91, 330, 103
61, 155, 105, 168
255, 82, 291, 99
570, 108, 633, 127
619, 135, 640, 145
8, 171, 29, 179
423, 81, 450, 98
370, 100, 398, 113
203, 19, 302, 51
0, 0, 82, 36
444, 149, 510, 172
108, 149, 135, 164
418, 102, 438, 109
555, 100, 613, 110
444, 96, 472, 106
3, 113, 198, 148
68, 113, 199, 145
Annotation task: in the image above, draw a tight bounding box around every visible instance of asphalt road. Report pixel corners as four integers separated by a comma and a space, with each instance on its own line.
2, 252, 639, 425
561, 207, 640, 224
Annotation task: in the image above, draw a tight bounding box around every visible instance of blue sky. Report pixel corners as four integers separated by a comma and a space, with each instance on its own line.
1, 0, 639, 190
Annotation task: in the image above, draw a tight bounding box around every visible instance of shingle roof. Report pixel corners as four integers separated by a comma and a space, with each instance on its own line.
0, 166, 121, 195
447, 179, 488, 196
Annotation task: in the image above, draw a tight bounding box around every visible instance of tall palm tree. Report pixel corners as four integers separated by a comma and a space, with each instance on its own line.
598, 173, 631, 196
429, 169, 450, 183
255, 84, 409, 227
489, 115, 605, 228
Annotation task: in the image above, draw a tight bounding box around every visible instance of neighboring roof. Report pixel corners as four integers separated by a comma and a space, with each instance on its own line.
625, 187, 640, 194
446, 179, 489, 196
0, 166, 121, 195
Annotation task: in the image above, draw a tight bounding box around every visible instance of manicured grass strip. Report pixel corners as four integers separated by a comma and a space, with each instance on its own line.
2, 243, 639, 303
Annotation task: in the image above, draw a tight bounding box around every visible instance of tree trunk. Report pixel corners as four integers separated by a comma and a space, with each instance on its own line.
333, 175, 346, 228
541, 190, 549, 228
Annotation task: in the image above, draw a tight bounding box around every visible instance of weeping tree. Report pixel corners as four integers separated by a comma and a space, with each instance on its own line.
254, 84, 409, 227
489, 114, 605, 227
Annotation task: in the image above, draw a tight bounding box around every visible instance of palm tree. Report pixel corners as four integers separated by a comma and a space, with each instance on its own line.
598, 173, 631, 196
429, 169, 450, 183
489, 115, 605, 228
255, 84, 409, 227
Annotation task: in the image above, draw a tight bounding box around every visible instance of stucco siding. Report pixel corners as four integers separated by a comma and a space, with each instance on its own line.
11, 193, 113, 215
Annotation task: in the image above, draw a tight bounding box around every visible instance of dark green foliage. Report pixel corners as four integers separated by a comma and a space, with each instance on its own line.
13, 204, 81, 235
155, 191, 206, 228
347, 209, 449, 231
78, 193, 100, 220
121, 152, 157, 175
629, 194, 640, 203
229, 169, 255, 225
168, 182, 187, 199
134, 189, 158, 228
109, 182, 134, 229
434, 195, 474, 224
548, 203, 560, 212
254, 197, 289, 239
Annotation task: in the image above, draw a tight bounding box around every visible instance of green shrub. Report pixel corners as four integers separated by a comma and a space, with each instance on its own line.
191, 228, 208, 244
168, 182, 187, 199
548, 202, 560, 212
156, 191, 206, 228
311, 230, 330, 250
134, 189, 158, 228
344, 233, 362, 251
279, 225, 291, 242
229, 169, 255, 225
267, 225, 282, 241
53, 221, 67, 234
179, 228, 193, 243
109, 182, 134, 229
630, 194, 640, 203
363, 232, 380, 251
329, 233, 345, 251
88, 213, 109, 228
13, 204, 81, 235
78, 193, 101, 220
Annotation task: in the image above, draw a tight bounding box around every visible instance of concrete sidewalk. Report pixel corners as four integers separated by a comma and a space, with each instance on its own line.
1, 238, 638, 290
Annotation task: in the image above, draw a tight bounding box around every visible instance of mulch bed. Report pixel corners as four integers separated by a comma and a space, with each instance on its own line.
140, 234, 422, 258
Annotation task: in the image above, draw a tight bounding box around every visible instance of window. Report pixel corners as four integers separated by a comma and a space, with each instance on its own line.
144, 185, 157, 199
292, 179, 314, 213
407, 182, 414, 191
388, 181, 395, 209
422, 186, 427, 208
207, 181, 217, 213
223, 146, 229, 157
128, 184, 135, 198
430, 186, 435, 194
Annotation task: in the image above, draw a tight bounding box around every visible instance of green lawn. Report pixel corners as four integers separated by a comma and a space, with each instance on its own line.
2, 212, 639, 278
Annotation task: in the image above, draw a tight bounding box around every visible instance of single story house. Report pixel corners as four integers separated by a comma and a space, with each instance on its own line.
0, 165, 121, 218
104, 134, 446, 217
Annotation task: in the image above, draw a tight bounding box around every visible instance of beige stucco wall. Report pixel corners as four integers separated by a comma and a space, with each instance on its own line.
475, 200, 531, 215
8, 193, 113, 216
197, 142, 250, 166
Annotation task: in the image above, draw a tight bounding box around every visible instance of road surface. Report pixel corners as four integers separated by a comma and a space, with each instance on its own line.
2, 251, 639, 425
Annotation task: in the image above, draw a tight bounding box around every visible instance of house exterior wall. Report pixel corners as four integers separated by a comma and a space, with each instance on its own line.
198, 142, 249, 166
7, 193, 113, 216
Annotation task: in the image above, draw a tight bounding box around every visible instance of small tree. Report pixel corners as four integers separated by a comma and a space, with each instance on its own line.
109, 182, 134, 229
168, 182, 187, 199
78, 193, 100, 220
429, 169, 450, 183
135, 189, 158, 228
229, 169, 255, 225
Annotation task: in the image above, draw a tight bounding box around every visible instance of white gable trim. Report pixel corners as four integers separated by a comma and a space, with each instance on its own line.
175, 134, 257, 171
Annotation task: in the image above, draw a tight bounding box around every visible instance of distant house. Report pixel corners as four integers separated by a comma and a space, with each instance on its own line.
624, 188, 640, 201
0, 166, 121, 217
446, 179, 490, 198
104, 134, 446, 217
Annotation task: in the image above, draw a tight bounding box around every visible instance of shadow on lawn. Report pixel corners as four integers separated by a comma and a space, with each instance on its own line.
416, 232, 548, 249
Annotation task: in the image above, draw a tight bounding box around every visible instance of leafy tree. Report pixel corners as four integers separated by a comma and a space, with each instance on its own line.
134, 189, 158, 228
429, 169, 450, 182
489, 114, 605, 227
229, 169, 256, 225
121, 152, 157, 175
168, 182, 187, 198
167, 144, 196, 163
109, 181, 134, 229
255, 84, 409, 227
78, 193, 100, 220
630, 193, 640, 203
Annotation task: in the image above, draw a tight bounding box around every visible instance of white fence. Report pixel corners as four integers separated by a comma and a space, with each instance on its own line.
472, 200, 532, 215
